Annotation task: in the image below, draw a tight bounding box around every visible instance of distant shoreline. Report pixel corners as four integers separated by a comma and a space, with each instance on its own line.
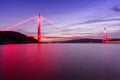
0, 31, 120, 44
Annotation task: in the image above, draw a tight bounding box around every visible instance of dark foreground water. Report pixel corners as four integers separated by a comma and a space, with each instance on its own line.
0, 44, 120, 80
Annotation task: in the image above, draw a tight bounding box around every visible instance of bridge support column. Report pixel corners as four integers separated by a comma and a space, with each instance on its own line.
102, 28, 109, 43
38, 13, 41, 42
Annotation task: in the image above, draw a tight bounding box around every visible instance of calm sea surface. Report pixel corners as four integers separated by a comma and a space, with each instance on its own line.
0, 44, 120, 80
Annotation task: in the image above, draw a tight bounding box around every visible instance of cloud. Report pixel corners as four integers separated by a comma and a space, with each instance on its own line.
64, 18, 120, 28
108, 30, 120, 38
112, 6, 120, 12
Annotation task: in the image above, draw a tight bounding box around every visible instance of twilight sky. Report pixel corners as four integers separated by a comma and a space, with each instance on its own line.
0, 0, 120, 40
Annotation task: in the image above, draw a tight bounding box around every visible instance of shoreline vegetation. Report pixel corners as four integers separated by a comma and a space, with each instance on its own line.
0, 31, 120, 44
0, 31, 39, 44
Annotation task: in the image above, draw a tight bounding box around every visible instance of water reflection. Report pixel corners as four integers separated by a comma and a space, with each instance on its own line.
1, 44, 63, 80
1, 44, 120, 80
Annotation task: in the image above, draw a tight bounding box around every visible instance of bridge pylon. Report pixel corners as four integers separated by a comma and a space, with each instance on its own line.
37, 13, 41, 42
102, 27, 109, 43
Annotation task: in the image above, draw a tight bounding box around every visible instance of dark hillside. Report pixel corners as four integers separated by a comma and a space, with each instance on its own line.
0, 31, 38, 44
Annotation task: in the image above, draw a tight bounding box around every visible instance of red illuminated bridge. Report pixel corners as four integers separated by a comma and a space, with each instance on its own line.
2, 13, 109, 43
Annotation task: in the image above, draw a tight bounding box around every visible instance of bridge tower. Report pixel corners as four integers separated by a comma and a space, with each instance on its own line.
37, 13, 41, 42
102, 27, 109, 43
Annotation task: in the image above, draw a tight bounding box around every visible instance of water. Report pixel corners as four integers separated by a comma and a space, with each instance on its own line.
0, 44, 120, 80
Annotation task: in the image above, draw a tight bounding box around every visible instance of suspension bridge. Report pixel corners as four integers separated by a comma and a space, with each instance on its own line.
1, 13, 109, 43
